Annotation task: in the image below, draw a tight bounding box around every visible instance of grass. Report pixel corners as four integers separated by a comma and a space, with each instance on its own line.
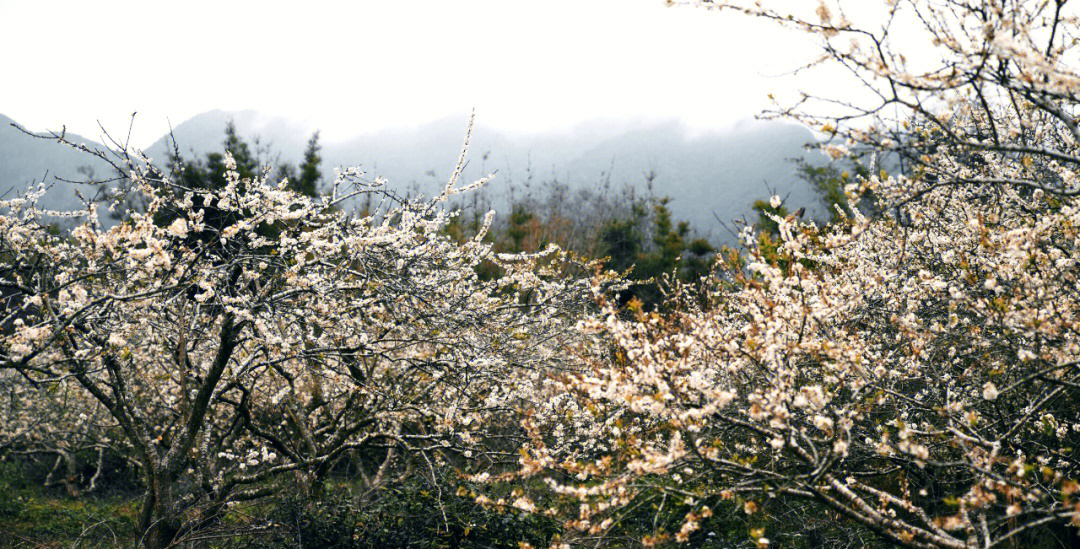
0, 465, 561, 548
0, 462, 140, 548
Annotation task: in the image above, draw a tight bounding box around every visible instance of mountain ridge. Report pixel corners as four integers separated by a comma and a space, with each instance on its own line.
3, 110, 824, 239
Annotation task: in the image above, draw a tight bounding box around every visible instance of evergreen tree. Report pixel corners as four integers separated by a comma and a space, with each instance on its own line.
506, 203, 535, 253
290, 131, 322, 198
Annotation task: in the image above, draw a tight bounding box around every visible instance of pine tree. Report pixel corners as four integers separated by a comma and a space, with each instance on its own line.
290, 131, 322, 198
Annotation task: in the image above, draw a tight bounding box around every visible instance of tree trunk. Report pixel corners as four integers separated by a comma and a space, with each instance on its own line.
137, 472, 182, 549
144, 519, 181, 549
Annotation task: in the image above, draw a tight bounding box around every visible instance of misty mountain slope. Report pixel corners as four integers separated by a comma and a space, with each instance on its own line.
0, 114, 117, 214
7, 110, 825, 241
143, 109, 314, 166
554, 121, 823, 237
315, 116, 825, 239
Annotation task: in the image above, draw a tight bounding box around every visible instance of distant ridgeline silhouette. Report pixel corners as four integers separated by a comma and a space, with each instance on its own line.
3, 111, 823, 241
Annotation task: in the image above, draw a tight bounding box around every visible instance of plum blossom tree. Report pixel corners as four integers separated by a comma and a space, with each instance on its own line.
680, 0, 1080, 201
496, 1, 1080, 547
0, 119, 600, 548
511, 184, 1080, 547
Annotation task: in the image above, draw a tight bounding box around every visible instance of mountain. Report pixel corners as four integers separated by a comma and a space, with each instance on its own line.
554, 120, 824, 237
0, 114, 117, 216
312, 115, 824, 240
144, 109, 313, 166
5, 111, 825, 240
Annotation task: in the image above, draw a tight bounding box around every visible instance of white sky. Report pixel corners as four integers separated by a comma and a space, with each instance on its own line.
1, 0, 826, 148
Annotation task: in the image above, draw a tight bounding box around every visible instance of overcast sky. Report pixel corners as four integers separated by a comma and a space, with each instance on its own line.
1, 0, 826, 148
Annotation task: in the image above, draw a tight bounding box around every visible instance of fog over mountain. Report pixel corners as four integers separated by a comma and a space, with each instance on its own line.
0, 114, 116, 214
4, 110, 825, 241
